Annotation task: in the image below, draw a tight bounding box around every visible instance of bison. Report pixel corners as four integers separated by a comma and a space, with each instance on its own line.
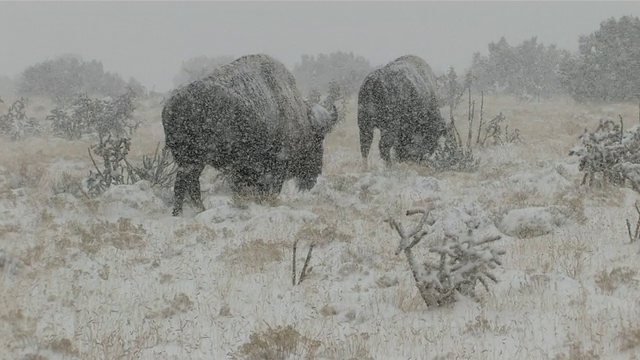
357, 55, 447, 165
162, 54, 338, 216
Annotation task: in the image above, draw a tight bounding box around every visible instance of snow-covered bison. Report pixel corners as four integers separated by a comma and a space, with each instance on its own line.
358, 55, 447, 165
162, 54, 338, 216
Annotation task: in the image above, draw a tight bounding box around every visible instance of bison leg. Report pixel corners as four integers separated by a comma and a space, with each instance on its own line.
173, 167, 189, 216
186, 163, 206, 213
359, 123, 374, 162
379, 130, 396, 165
172, 163, 205, 216
395, 133, 412, 163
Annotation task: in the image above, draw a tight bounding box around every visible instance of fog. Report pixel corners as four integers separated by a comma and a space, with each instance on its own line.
0, 1, 638, 92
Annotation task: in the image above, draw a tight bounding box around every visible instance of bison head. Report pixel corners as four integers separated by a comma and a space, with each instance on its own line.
292, 103, 339, 191
398, 106, 448, 162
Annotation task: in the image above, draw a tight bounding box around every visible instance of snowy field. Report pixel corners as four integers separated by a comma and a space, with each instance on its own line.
1, 94, 640, 359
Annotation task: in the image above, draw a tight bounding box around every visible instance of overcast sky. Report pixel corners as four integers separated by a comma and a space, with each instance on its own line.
1, 1, 638, 92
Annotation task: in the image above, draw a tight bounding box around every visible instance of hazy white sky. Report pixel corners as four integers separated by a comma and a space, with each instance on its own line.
1, 1, 638, 92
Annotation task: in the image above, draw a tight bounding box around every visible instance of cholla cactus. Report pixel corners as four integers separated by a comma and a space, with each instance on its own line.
387, 206, 504, 308
571, 117, 640, 190
0, 98, 41, 140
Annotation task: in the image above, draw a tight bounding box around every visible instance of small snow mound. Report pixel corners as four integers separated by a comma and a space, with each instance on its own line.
196, 203, 240, 224
197, 202, 317, 228
508, 168, 572, 197
250, 204, 317, 224
354, 173, 388, 196
100, 180, 168, 216
401, 176, 440, 202
497, 206, 573, 238
431, 202, 494, 237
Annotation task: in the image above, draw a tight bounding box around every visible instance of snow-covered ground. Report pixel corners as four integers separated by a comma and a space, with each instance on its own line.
1, 95, 640, 359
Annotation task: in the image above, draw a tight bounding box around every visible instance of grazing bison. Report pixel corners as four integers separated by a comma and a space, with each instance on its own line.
162, 54, 338, 216
358, 55, 447, 165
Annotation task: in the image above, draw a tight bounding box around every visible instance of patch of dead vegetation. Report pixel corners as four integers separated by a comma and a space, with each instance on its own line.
217, 239, 286, 273
595, 266, 637, 294
619, 322, 640, 351
552, 340, 601, 360
234, 324, 322, 360
145, 293, 195, 320
319, 332, 375, 360
463, 314, 512, 335
73, 217, 147, 254
173, 222, 217, 244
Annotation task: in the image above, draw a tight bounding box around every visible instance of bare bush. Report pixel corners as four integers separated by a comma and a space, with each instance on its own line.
86, 137, 176, 197
478, 112, 522, 147
233, 325, 321, 360
131, 143, 178, 189
86, 136, 137, 196
386, 206, 504, 307
428, 68, 478, 172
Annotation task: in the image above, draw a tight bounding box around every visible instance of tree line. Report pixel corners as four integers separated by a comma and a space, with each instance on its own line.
2, 15, 638, 104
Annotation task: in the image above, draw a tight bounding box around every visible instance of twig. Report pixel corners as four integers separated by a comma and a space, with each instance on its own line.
626, 201, 640, 243
293, 238, 314, 285
476, 92, 484, 145
298, 244, 314, 285
467, 100, 475, 148
466, 87, 472, 148
292, 238, 298, 286
88, 147, 106, 181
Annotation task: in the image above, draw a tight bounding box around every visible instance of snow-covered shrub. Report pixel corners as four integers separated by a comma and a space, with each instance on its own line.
0, 98, 41, 140
570, 117, 640, 191
387, 206, 504, 308
86, 136, 137, 196
425, 129, 478, 172
47, 89, 140, 140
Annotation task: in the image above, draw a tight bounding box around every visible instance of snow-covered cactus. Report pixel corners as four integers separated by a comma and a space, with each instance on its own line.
0, 98, 41, 140
387, 206, 505, 308
571, 117, 640, 191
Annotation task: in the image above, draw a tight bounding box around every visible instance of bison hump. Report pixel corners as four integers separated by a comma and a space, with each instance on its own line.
204, 54, 312, 140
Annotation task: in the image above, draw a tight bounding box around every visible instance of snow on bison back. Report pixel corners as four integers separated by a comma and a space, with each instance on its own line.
358, 55, 447, 165
162, 54, 338, 216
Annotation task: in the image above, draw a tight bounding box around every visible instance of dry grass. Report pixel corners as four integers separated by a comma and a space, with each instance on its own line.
595, 266, 637, 294
2, 95, 640, 359
218, 238, 286, 274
